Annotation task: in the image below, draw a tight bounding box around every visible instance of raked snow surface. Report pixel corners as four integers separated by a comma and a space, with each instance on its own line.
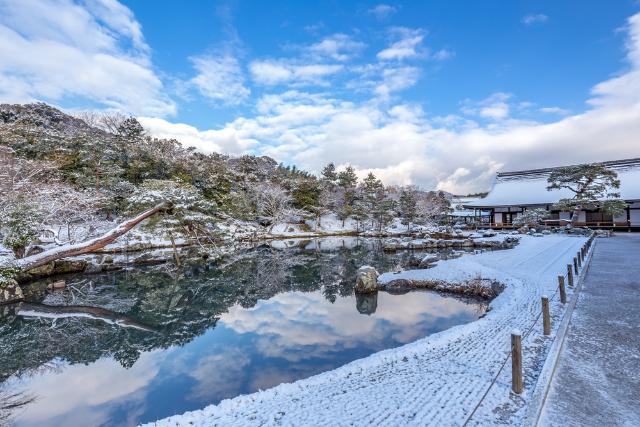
143, 234, 588, 426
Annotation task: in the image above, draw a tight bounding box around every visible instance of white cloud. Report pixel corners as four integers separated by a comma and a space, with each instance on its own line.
0, 0, 175, 116
461, 92, 512, 120
368, 4, 397, 21
377, 27, 426, 61
138, 116, 258, 154
249, 60, 343, 86
188, 54, 250, 105
432, 48, 455, 61
522, 13, 549, 26
309, 33, 366, 61
539, 106, 569, 115
145, 13, 640, 195
374, 66, 421, 98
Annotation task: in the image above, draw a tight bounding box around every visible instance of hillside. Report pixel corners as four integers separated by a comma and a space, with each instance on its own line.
0, 103, 452, 274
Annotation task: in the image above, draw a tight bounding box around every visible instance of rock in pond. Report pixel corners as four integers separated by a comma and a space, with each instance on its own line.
355, 265, 379, 293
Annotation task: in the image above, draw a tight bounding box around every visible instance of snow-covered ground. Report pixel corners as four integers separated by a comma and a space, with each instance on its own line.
142, 234, 589, 427
267, 214, 437, 238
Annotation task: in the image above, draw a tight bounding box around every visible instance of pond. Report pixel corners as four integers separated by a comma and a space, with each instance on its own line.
0, 238, 488, 427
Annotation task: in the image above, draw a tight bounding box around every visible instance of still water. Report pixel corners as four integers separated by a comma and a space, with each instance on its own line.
0, 238, 487, 426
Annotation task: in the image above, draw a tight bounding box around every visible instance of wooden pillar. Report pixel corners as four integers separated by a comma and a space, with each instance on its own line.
567, 264, 574, 287
574, 257, 579, 274
577, 252, 582, 268
558, 275, 566, 304
511, 331, 523, 394
542, 296, 551, 335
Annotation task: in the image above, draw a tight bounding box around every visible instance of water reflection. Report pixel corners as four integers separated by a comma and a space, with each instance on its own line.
0, 238, 487, 426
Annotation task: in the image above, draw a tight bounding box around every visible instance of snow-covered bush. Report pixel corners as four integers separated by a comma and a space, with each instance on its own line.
0, 201, 43, 258
512, 208, 550, 227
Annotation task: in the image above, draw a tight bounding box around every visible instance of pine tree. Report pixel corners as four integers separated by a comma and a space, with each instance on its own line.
321, 163, 338, 183
351, 203, 369, 232
399, 187, 418, 230
361, 172, 384, 227
1, 200, 43, 258
116, 117, 146, 144
373, 199, 396, 232
547, 163, 627, 226
337, 165, 358, 189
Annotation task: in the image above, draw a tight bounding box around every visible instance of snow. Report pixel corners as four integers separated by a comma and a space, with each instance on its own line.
266, 214, 435, 238
143, 234, 589, 427
467, 162, 640, 207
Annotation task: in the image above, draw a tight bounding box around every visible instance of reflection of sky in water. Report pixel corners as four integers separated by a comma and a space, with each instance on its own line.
9, 289, 483, 427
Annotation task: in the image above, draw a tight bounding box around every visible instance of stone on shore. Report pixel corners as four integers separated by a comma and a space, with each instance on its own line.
355, 266, 380, 293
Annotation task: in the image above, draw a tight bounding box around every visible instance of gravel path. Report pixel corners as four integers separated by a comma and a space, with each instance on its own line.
540, 234, 640, 427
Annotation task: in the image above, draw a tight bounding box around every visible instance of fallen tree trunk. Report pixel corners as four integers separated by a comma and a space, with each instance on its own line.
17, 303, 157, 332
15, 202, 172, 273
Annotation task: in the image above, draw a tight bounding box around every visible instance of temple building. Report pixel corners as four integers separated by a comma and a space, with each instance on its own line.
464, 158, 640, 230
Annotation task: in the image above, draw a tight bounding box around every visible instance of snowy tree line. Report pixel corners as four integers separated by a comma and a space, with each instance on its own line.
0, 103, 452, 260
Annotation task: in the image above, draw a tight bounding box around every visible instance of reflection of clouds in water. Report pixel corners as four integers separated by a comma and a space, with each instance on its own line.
221, 291, 481, 362
249, 366, 298, 392
183, 349, 251, 402
9, 350, 169, 426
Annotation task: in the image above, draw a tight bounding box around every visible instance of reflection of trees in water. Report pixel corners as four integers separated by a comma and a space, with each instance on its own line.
0, 381, 35, 425
0, 239, 463, 385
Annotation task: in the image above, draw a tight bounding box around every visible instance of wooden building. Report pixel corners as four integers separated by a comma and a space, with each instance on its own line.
464, 158, 640, 230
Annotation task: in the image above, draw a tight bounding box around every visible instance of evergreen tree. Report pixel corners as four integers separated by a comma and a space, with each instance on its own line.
292, 179, 321, 211
116, 117, 146, 144
321, 163, 338, 183
547, 163, 627, 226
373, 199, 396, 232
337, 165, 358, 189
399, 187, 418, 230
351, 203, 369, 232
336, 166, 359, 225
1, 200, 43, 258
361, 172, 384, 227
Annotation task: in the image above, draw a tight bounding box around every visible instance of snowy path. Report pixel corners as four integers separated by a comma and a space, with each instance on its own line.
539, 234, 640, 427
143, 235, 587, 427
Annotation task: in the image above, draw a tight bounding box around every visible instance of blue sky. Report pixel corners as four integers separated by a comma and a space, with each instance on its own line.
126, 0, 636, 127
1, 0, 640, 192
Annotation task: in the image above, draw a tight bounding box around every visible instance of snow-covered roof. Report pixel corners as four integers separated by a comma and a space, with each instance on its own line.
466, 158, 640, 208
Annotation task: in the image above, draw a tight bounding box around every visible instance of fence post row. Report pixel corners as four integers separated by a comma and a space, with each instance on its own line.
510, 236, 593, 398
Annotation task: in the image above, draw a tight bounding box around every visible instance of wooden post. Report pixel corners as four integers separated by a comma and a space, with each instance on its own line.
567, 264, 574, 287
542, 296, 551, 335
558, 275, 566, 304
574, 257, 579, 274
577, 253, 582, 268
511, 331, 523, 394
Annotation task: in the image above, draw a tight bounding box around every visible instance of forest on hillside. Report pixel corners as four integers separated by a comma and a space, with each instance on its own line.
0, 103, 454, 265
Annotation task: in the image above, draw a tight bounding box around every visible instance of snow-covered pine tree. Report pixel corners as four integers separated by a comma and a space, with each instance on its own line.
361, 172, 384, 227
321, 162, 338, 184
546, 163, 627, 226
399, 187, 418, 230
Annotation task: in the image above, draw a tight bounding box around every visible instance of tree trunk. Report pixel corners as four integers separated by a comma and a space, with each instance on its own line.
17, 303, 156, 332
15, 202, 172, 272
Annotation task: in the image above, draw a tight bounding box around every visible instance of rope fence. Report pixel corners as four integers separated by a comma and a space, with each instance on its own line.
462, 233, 595, 425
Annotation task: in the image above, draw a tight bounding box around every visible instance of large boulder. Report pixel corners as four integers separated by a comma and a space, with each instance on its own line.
355, 266, 380, 293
